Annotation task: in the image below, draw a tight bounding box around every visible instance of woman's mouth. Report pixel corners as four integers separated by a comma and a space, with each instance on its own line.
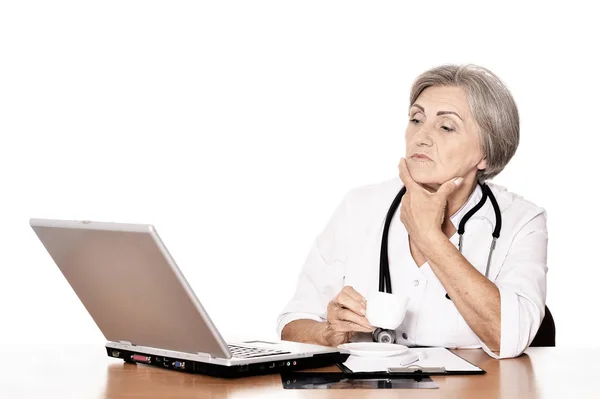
410, 153, 432, 161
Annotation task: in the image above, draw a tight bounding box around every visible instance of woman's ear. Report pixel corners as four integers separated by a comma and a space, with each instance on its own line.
477, 157, 487, 171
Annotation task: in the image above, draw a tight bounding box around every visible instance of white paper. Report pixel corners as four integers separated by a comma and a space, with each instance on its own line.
342, 347, 481, 373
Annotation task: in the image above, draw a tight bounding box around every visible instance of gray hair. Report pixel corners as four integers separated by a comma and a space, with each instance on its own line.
409, 64, 519, 182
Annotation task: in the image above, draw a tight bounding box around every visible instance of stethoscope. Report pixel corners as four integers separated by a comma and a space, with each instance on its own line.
372, 181, 502, 343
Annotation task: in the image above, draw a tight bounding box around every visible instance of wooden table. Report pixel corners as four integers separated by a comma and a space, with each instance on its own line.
1, 344, 598, 398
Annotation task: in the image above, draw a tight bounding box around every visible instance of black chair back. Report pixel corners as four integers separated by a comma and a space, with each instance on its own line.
530, 305, 555, 347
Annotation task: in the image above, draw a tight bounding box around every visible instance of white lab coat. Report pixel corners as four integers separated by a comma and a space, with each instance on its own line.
276, 177, 548, 359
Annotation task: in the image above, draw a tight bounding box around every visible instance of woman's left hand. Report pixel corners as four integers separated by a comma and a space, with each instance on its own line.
398, 158, 463, 247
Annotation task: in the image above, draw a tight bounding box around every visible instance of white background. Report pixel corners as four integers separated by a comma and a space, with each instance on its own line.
1, 1, 598, 349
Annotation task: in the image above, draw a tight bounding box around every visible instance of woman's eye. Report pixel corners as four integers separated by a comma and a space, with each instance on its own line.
441, 125, 455, 132
410, 118, 421, 124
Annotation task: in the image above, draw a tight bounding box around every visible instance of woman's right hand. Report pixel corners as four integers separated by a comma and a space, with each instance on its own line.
322, 286, 376, 347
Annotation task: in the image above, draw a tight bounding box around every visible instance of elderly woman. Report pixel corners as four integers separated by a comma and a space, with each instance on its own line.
276, 64, 548, 359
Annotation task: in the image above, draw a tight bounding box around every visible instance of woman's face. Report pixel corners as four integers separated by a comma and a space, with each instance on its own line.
405, 85, 487, 188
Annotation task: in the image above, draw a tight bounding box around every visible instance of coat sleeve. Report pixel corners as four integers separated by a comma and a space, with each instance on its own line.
480, 209, 549, 359
275, 191, 353, 338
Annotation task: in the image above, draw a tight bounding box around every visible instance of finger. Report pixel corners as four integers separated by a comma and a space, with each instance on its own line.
342, 286, 367, 306
336, 291, 367, 316
436, 176, 463, 199
332, 320, 376, 333
398, 158, 421, 192
337, 308, 375, 330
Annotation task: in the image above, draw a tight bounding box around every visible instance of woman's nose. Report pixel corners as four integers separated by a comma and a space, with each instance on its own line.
413, 123, 434, 146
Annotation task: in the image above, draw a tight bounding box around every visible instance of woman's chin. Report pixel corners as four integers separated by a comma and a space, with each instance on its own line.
407, 171, 443, 186
405, 164, 450, 186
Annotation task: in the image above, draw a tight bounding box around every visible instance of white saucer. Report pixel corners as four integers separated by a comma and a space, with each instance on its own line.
338, 342, 409, 357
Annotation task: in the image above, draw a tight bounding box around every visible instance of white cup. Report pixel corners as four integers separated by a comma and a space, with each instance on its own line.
366, 291, 410, 330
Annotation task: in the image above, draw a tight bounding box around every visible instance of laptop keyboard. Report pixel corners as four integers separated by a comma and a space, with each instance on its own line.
227, 344, 291, 359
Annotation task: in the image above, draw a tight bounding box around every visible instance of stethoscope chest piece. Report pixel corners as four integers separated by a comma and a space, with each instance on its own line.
372, 328, 396, 343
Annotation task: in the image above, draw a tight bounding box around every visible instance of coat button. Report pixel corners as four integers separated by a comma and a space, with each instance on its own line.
413, 280, 420, 286
402, 333, 408, 339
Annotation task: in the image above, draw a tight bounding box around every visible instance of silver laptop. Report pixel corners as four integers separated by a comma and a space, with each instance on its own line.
29, 218, 348, 378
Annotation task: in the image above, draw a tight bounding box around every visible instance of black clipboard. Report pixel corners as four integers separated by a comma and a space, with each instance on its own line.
281, 371, 438, 389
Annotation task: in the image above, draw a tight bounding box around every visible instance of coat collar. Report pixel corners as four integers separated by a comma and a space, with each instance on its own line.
449, 183, 484, 231
450, 182, 514, 239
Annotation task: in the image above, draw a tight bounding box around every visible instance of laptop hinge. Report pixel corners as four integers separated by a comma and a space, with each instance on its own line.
196, 352, 212, 360
119, 340, 134, 346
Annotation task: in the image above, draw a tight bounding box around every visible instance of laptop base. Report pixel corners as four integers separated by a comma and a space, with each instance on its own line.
106, 347, 350, 378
